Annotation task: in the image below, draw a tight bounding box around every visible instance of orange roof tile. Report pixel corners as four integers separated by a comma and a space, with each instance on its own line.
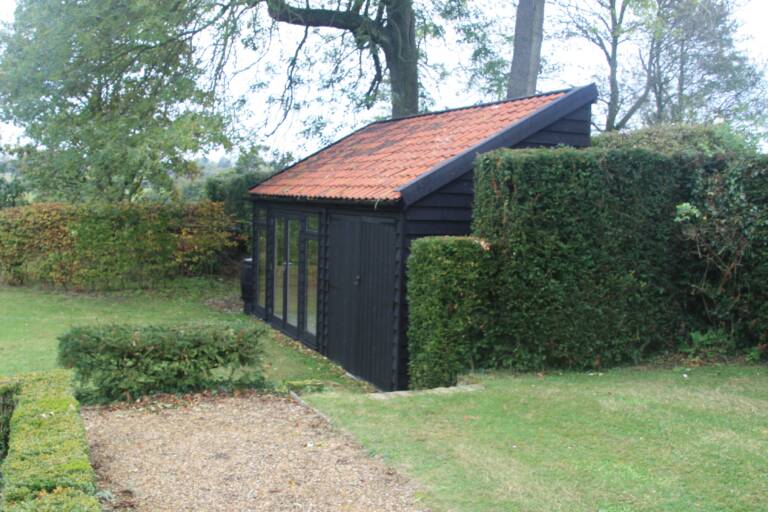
250, 91, 568, 202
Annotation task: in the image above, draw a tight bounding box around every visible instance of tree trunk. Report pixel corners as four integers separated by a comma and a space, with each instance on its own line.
604, 0, 621, 131
507, 0, 546, 99
383, 0, 419, 117
266, 0, 420, 118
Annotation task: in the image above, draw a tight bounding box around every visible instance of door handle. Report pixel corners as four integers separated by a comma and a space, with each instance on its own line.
353, 275, 361, 286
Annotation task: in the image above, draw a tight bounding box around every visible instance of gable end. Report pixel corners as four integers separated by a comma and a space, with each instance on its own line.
397, 83, 598, 206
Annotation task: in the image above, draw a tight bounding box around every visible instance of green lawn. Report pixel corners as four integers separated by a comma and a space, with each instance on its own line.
0, 279, 363, 391
4, 281, 766, 510
307, 366, 768, 512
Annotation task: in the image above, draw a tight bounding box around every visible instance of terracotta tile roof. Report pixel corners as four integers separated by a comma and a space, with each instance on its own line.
250, 91, 567, 202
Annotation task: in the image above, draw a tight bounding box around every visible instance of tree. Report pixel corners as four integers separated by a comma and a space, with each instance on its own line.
0, 0, 228, 202
642, 0, 767, 132
507, 0, 546, 98
560, 0, 650, 131
265, 0, 419, 118
0, 175, 25, 208
560, 0, 767, 134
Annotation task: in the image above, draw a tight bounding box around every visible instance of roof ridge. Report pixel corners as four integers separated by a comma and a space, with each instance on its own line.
368, 87, 575, 126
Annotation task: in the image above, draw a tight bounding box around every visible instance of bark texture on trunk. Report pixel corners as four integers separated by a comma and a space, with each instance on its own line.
267, 0, 420, 118
507, 0, 546, 99
382, 0, 419, 118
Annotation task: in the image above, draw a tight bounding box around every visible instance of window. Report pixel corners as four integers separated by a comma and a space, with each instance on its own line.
267, 210, 321, 341
254, 208, 268, 311
274, 217, 285, 319
257, 230, 266, 308
306, 239, 318, 336
287, 219, 300, 327
307, 214, 320, 233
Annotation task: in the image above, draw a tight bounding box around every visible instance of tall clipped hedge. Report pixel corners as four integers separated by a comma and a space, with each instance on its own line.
0, 201, 234, 289
596, 125, 768, 356
407, 237, 495, 389
407, 125, 768, 388
408, 147, 697, 388
472, 147, 690, 369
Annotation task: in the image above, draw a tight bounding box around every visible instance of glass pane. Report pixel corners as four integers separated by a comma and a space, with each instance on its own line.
306, 239, 318, 336
287, 219, 300, 327
257, 229, 266, 308
256, 208, 267, 224
274, 218, 285, 319
307, 214, 320, 233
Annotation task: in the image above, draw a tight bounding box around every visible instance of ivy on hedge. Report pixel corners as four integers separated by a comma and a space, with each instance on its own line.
0, 201, 235, 289
0, 371, 100, 511
58, 323, 269, 402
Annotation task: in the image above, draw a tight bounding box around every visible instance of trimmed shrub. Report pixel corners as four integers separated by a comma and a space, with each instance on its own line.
0, 381, 18, 461
596, 125, 767, 355
4, 488, 101, 512
58, 323, 269, 402
407, 237, 495, 389
471, 147, 691, 369
0, 201, 235, 289
0, 371, 100, 510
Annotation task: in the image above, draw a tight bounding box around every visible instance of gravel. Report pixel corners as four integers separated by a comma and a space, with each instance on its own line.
82, 393, 427, 512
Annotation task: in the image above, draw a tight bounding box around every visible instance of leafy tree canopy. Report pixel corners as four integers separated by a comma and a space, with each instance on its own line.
0, 0, 229, 202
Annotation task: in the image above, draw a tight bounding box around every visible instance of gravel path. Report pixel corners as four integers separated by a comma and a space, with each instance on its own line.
82, 393, 426, 512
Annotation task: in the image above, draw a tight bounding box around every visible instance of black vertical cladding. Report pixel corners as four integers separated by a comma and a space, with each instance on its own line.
326, 214, 360, 367
357, 218, 397, 389
325, 213, 399, 390
318, 208, 329, 354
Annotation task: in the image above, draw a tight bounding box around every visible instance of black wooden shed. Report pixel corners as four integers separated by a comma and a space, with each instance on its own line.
246, 84, 597, 390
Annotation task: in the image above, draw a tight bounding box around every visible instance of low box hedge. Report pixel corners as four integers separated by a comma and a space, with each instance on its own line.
0, 371, 100, 511
58, 322, 269, 402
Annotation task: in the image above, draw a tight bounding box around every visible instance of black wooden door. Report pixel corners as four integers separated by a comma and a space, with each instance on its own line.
326, 214, 398, 390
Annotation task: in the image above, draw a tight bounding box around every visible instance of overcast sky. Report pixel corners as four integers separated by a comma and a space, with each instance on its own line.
0, 0, 766, 159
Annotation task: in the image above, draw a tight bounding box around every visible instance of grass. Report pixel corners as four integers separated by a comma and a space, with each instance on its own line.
0, 278, 364, 391
307, 365, 768, 512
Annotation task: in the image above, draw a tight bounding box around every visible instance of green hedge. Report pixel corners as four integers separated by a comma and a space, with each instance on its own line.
0, 382, 18, 462
0, 201, 235, 290
0, 371, 100, 511
472, 147, 690, 369
596, 125, 768, 354
407, 147, 698, 388
58, 323, 269, 402
407, 237, 496, 389
679, 155, 768, 351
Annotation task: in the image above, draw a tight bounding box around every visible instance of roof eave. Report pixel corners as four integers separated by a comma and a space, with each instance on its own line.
249, 193, 402, 209
396, 83, 599, 207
